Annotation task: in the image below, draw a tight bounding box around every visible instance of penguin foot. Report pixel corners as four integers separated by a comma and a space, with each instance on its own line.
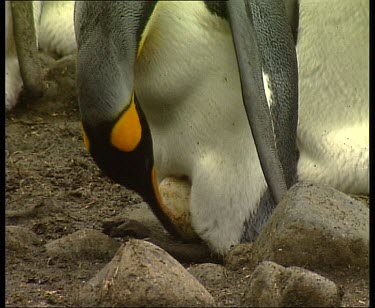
102, 217, 221, 264
102, 217, 152, 239
145, 238, 221, 264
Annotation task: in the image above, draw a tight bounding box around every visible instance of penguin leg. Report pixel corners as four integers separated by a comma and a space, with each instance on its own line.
5, 57, 23, 111
10, 1, 44, 99
6, 1, 22, 111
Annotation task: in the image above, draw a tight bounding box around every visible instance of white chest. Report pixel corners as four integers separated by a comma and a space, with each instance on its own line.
135, 1, 267, 253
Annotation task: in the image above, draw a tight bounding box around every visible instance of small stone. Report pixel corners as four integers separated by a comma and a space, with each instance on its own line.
188, 263, 227, 289
243, 261, 342, 307
281, 266, 343, 307
76, 239, 215, 307
45, 228, 120, 261
242, 261, 285, 307
6, 226, 43, 252
224, 242, 255, 270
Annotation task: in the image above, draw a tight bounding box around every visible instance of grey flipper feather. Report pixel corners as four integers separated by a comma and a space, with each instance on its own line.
284, 0, 299, 44
227, 0, 298, 204
250, 0, 299, 189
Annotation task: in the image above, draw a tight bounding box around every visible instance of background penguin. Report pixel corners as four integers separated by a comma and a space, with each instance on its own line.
75, 1, 298, 254
296, 0, 369, 195
38, 1, 76, 58
5, 1, 41, 111
5, 1, 76, 111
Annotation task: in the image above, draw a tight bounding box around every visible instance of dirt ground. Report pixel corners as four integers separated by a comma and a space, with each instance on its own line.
5, 55, 369, 307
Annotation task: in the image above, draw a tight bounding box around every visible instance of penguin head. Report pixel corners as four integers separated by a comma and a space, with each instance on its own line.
75, 1, 186, 238
75, 1, 155, 188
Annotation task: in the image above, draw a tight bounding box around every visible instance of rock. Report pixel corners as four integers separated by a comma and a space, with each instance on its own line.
187, 263, 227, 289
46, 54, 76, 79
281, 266, 343, 307
6, 226, 43, 252
252, 182, 369, 272
243, 261, 342, 307
225, 243, 254, 271
243, 261, 285, 307
45, 228, 120, 261
76, 239, 215, 307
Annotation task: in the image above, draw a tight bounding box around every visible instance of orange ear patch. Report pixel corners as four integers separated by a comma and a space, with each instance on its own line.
111, 97, 142, 152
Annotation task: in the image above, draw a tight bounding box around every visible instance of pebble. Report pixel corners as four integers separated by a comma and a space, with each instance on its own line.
6, 225, 43, 252
188, 263, 227, 289
76, 239, 215, 307
45, 228, 121, 261
243, 261, 342, 307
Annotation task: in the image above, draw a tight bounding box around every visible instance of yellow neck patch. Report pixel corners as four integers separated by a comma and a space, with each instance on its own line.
136, 2, 159, 59
152, 166, 164, 207
111, 97, 142, 152
81, 122, 90, 151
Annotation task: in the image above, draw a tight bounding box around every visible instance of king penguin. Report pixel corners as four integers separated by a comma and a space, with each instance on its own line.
75, 0, 298, 254
5, 1, 76, 111
5, 1, 41, 110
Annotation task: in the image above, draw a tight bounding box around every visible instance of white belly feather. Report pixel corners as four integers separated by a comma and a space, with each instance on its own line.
38, 1, 76, 57
296, 0, 369, 194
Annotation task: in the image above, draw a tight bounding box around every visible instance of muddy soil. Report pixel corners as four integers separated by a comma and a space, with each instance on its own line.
5, 55, 369, 307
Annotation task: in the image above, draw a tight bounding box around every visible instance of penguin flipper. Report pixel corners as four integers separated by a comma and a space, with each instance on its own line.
226, 0, 296, 203
284, 0, 299, 44
248, 0, 299, 189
